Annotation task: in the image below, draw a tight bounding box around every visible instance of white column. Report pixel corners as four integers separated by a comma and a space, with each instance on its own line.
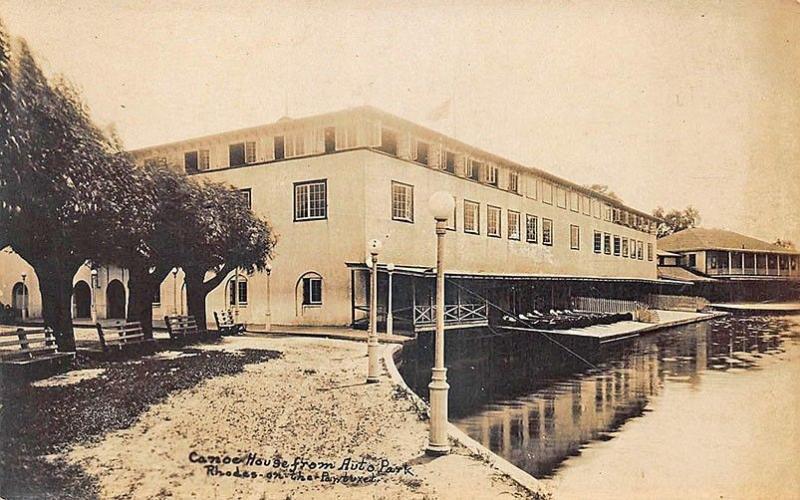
386, 265, 394, 336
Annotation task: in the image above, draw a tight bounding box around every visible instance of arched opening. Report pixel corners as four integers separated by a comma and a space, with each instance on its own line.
73, 280, 91, 318
295, 271, 323, 315
12, 282, 28, 318
106, 279, 126, 319
226, 275, 248, 308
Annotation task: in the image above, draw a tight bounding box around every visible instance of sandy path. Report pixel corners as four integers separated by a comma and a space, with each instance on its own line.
69, 336, 530, 499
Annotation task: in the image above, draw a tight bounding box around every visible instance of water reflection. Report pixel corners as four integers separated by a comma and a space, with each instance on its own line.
398, 314, 798, 478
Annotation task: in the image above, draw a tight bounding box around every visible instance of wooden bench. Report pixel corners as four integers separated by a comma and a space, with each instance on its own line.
214, 310, 245, 336
0, 327, 74, 381
165, 315, 209, 343
96, 321, 156, 357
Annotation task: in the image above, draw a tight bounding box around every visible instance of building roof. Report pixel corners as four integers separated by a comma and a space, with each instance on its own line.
657, 227, 799, 255
656, 249, 681, 257
657, 265, 716, 283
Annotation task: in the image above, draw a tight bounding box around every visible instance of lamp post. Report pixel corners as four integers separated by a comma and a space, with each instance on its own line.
171, 268, 178, 315
386, 263, 395, 337
366, 238, 382, 383
427, 191, 455, 455
90, 269, 98, 323
20, 272, 27, 321
264, 262, 272, 332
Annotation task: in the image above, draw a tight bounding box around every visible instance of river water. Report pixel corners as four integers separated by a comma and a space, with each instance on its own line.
398, 314, 800, 499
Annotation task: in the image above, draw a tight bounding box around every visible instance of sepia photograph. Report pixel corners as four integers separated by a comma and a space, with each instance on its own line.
0, 1, 799, 498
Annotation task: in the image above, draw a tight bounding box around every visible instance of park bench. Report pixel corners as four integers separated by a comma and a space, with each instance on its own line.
214, 309, 245, 336
165, 314, 210, 343
0, 327, 74, 381
95, 321, 156, 357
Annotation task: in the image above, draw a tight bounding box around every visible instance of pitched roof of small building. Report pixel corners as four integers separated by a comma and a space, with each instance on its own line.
658, 227, 799, 255
657, 265, 716, 282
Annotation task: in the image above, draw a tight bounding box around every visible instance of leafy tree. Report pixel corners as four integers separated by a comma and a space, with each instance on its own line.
0, 26, 152, 350
652, 206, 701, 238
584, 184, 623, 202
773, 239, 796, 250
183, 182, 276, 330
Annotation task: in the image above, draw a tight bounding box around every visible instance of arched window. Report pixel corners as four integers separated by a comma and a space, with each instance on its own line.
296, 272, 323, 310
12, 282, 28, 313
227, 275, 248, 307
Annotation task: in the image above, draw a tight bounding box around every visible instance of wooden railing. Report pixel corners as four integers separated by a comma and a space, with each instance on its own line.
413, 303, 488, 330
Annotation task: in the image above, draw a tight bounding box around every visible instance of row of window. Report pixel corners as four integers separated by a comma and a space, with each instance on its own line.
592, 231, 653, 261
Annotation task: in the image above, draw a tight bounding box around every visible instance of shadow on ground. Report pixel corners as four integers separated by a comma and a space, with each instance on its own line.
0, 347, 281, 499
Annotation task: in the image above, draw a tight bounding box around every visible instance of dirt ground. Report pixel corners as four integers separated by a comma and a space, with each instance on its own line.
60, 335, 534, 499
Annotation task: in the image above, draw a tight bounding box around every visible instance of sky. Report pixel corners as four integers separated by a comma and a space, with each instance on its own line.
1, 0, 798, 244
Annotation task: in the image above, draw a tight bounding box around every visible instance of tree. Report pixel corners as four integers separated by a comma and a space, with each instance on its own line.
773, 238, 796, 250
0, 26, 152, 350
183, 182, 276, 330
584, 184, 623, 203
652, 206, 701, 238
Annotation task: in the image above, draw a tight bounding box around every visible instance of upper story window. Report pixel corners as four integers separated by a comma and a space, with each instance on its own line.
556, 187, 567, 209
570, 191, 580, 212
603, 232, 611, 255
637, 241, 644, 260
274, 135, 285, 160
508, 210, 521, 240
487, 205, 501, 237
526, 177, 538, 200
582, 195, 591, 216
285, 132, 305, 158
613, 235, 621, 256
464, 200, 480, 234
604, 204, 612, 221
184, 151, 198, 173
199, 149, 210, 170
570, 224, 580, 250
542, 182, 554, 205
335, 123, 358, 151
467, 160, 482, 181
630, 240, 638, 259
622, 237, 629, 258
294, 180, 327, 221
593, 231, 602, 253
508, 172, 520, 194
612, 207, 621, 224
542, 218, 553, 246
391, 181, 414, 222
229, 141, 256, 167
526, 214, 538, 243
485, 164, 499, 186
443, 151, 456, 173
647, 243, 653, 261
592, 198, 601, 219
378, 127, 398, 155
414, 140, 430, 166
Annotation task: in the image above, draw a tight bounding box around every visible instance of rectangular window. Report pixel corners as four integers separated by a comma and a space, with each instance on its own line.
526, 177, 538, 200
464, 200, 480, 234
302, 277, 322, 305
443, 151, 456, 173
688, 254, 697, 268
245, 141, 256, 164
570, 224, 580, 250
556, 187, 567, 208
378, 127, 398, 155
508, 172, 520, 194
324, 127, 336, 153
485, 164, 498, 186
238, 281, 248, 305
414, 140, 430, 165
335, 124, 358, 150
542, 218, 553, 246
592, 198, 601, 219
508, 210, 521, 240
622, 237, 629, 258
570, 191, 580, 212
604, 204, 612, 221
152, 286, 161, 305
285, 132, 305, 158
391, 181, 414, 222
274, 135, 285, 160
613, 235, 621, 256
582, 195, 591, 215
526, 214, 538, 243
467, 159, 482, 181
603, 233, 612, 255
542, 182, 554, 205
630, 240, 637, 259
229, 143, 246, 167
647, 242, 653, 261
184, 151, 198, 172
593, 231, 602, 253
238, 188, 252, 210
198, 149, 210, 170
294, 180, 327, 221
637, 241, 644, 260
487, 205, 501, 237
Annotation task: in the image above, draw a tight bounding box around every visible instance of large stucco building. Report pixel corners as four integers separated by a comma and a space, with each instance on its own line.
1, 106, 662, 329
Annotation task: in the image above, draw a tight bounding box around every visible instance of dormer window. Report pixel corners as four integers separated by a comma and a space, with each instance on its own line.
508, 171, 519, 193
230, 141, 256, 167
184, 151, 198, 173
485, 164, 498, 186
443, 151, 456, 173
467, 160, 482, 181
414, 140, 430, 165
378, 127, 398, 155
